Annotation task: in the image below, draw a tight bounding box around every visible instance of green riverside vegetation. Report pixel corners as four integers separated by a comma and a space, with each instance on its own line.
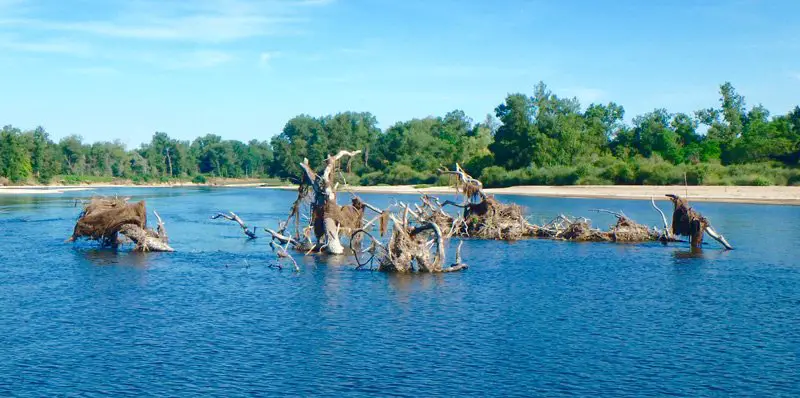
1, 82, 798, 187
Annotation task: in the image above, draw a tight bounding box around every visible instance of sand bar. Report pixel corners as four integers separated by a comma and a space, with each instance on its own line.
2, 184, 798, 205
262, 184, 800, 205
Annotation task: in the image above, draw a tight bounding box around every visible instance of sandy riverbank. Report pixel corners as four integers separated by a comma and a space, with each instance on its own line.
2, 183, 798, 205
261, 184, 800, 205
0, 182, 268, 195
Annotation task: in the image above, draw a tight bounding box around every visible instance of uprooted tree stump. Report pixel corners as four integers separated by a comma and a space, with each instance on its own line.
69, 196, 173, 252
264, 150, 383, 256
667, 194, 733, 250
351, 208, 468, 273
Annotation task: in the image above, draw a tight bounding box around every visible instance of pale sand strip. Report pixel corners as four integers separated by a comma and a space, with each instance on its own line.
0, 187, 92, 194
2, 184, 798, 205
262, 184, 800, 205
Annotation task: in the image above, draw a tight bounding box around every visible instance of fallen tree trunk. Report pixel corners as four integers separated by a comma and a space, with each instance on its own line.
69, 196, 174, 252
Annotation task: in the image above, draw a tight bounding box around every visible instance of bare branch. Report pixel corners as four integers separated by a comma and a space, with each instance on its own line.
439, 163, 487, 201
264, 228, 300, 246
298, 158, 317, 184
330, 150, 362, 162
705, 226, 734, 250
651, 196, 672, 239
153, 210, 168, 242
441, 200, 467, 209
589, 209, 626, 219
212, 211, 257, 239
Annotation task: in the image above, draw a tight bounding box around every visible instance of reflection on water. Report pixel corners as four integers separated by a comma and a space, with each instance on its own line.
386, 272, 447, 294
0, 187, 799, 396
76, 247, 152, 268
672, 247, 734, 262
672, 248, 706, 260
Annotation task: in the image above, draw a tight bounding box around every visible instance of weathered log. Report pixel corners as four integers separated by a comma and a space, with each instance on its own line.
119, 224, 175, 252
69, 196, 173, 252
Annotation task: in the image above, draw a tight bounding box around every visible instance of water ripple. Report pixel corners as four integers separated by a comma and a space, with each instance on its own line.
0, 188, 798, 396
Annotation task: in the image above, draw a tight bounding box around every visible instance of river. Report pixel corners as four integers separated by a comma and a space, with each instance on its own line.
1, 187, 798, 396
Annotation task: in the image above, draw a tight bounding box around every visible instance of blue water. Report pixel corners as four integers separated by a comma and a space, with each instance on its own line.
1, 187, 798, 396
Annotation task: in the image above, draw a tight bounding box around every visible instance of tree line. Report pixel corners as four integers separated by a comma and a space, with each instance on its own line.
2, 82, 798, 186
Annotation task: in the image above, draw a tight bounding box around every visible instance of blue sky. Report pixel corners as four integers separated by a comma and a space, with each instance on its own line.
0, 0, 798, 148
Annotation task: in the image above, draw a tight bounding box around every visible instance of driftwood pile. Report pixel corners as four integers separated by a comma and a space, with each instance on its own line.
206, 158, 734, 272
69, 196, 173, 252
431, 164, 732, 250
71, 152, 734, 272
216, 150, 469, 273
432, 164, 668, 243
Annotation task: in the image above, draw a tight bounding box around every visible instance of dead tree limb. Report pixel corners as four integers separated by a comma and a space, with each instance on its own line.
153, 210, 169, 242
212, 211, 257, 239
704, 226, 734, 250
589, 209, 627, 219
439, 163, 487, 201
119, 224, 175, 252
651, 196, 672, 240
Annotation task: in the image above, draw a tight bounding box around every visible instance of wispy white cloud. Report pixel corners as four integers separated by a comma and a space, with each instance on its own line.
259, 51, 281, 67
2, 0, 328, 43
68, 66, 119, 76
153, 50, 234, 70
0, 0, 333, 69
0, 34, 91, 55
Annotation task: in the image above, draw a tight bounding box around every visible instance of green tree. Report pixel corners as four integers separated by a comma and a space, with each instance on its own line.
490, 93, 538, 169
0, 126, 33, 182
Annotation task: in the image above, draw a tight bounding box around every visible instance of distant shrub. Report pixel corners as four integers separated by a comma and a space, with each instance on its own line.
462, 154, 495, 178
786, 170, 800, 186
535, 165, 580, 185
577, 175, 613, 185
632, 155, 683, 185
61, 175, 84, 185
434, 174, 452, 186
733, 175, 774, 186
340, 172, 360, 186
376, 164, 434, 185
192, 175, 207, 184
597, 158, 635, 184
480, 166, 512, 188
359, 171, 384, 186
